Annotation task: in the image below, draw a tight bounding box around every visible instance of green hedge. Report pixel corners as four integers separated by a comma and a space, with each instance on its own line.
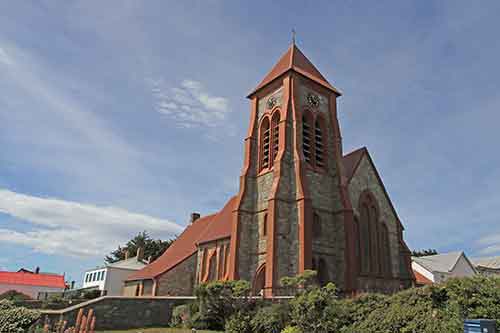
172, 275, 500, 333
0, 300, 41, 333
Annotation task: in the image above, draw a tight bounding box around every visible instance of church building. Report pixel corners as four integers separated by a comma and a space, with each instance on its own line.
124, 43, 415, 297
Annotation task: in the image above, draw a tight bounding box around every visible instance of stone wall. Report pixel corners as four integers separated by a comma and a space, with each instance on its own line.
40, 296, 194, 330
156, 254, 197, 296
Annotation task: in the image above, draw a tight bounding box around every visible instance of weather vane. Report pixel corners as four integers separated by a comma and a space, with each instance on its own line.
292, 28, 296, 45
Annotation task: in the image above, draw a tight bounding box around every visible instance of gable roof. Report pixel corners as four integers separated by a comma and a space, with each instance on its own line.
342, 147, 404, 229
0, 271, 66, 289
127, 196, 236, 281
412, 251, 465, 273
248, 43, 341, 97
471, 256, 500, 270
342, 147, 367, 183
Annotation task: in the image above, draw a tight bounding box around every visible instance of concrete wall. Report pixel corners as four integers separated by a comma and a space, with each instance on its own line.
40, 296, 194, 330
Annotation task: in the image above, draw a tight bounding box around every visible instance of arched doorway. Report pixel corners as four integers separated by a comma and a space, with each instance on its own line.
252, 264, 266, 296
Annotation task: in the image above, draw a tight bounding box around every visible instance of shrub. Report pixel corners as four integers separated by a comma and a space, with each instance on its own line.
194, 280, 253, 331
251, 303, 290, 333
171, 304, 190, 327
288, 282, 339, 333
281, 326, 302, 333
0, 300, 40, 333
0, 290, 32, 301
225, 311, 253, 333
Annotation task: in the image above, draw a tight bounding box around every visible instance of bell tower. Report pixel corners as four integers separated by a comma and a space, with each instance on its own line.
228, 43, 358, 296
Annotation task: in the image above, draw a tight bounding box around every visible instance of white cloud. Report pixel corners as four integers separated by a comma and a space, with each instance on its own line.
0, 46, 12, 65
150, 78, 230, 128
477, 233, 500, 255
0, 189, 184, 258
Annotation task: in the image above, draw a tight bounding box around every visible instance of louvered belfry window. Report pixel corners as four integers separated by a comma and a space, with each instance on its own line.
259, 110, 281, 171
272, 113, 280, 162
302, 111, 326, 169
315, 118, 324, 168
302, 113, 312, 164
260, 118, 270, 170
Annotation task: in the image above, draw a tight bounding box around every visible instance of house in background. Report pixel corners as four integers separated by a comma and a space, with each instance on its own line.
83, 248, 148, 296
0, 268, 66, 299
412, 251, 476, 286
471, 256, 500, 276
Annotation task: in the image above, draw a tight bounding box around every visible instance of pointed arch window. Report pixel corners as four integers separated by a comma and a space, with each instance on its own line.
302, 112, 313, 164
259, 110, 281, 172
271, 112, 280, 162
302, 110, 327, 170
262, 213, 268, 237
358, 191, 392, 277
315, 117, 325, 168
260, 118, 270, 170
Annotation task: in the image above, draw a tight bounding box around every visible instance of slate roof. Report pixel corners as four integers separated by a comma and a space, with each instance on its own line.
248, 43, 341, 97
412, 251, 464, 273
106, 257, 148, 270
127, 196, 236, 281
471, 256, 500, 270
0, 271, 66, 289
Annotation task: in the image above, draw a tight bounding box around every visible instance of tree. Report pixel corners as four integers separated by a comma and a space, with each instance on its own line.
412, 249, 438, 257
105, 231, 175, 264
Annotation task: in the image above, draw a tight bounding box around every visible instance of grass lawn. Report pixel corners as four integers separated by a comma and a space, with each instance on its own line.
96, 328, 220, 333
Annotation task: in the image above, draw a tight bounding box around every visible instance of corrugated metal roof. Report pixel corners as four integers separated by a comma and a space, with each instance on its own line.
412, 251, 464, 273
471, 256, 500, 269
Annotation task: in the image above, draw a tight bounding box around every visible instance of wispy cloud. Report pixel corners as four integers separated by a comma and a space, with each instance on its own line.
150, 79, 230, 128
0, 46, 12, 65
0, 189, 184, 258
477, 234, 500, 255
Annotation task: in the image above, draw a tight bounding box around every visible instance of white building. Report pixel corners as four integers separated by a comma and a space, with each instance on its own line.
412, 251, 476, 285
83, 249, 148, 296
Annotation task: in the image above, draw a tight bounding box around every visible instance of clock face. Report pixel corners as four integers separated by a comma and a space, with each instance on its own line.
307, 93, 320, 108
267, 96, 277, 109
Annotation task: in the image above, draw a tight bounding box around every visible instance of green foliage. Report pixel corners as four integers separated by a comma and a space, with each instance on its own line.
280, 270, 317, 292
225, 311, 253, 333
281, 326, 302, 333
251, 303, 290, 333
288, 282, 341, 333
0, 300, 40, 333
411, 249, 438, 257
105, 231, 175, 264
0, 290, 32, 301
171, 304, 191, 328
193, 280, 254, 331
445, 275, 500, 327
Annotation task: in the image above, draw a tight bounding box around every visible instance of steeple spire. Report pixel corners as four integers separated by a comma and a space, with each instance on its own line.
247, 44, 341, 98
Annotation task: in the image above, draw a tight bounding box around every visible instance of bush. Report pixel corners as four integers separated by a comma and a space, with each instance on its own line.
0, 300, 40, 332
171, 304, 190, 327
225, 311, 253, 333
251, 303, 290, 333
281, 326, 302, 333
194, 280, 253, 331
0, 290, 32, 301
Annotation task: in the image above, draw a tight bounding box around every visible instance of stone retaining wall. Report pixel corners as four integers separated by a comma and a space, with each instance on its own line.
40, 296, 195, 330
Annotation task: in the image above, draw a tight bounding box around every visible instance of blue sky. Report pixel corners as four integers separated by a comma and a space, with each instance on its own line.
1, 1, 500, 285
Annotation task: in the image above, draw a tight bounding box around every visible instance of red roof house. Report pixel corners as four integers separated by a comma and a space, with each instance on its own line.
0, 271, 66, 299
